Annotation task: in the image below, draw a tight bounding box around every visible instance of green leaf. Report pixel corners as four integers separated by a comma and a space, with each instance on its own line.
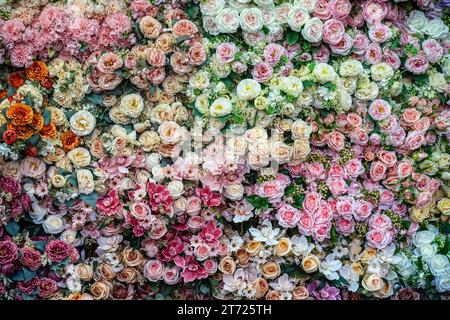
287, 31, 299, 45
80, 191, 98, 207
245, 195, 269, 209
11, 268, 36, 282
86, 93, 103, 106
34, 241, 47, 253
42, 108, 51, 125
200, 284, 210, 294
5, 221, 20, 236
302, 80, 315, 89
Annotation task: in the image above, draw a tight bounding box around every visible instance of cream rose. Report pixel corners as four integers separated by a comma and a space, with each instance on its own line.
210, 97, 233, 117
301, 254, 319, 273
121, 93, 144, 118
77, 169, 95, 194
237, 79, 261, 100
224, 183, 245, 201
67, 148, 91, 167
362, 273, 385, 292
313, 63, 337, 83
70, 110, 96, 136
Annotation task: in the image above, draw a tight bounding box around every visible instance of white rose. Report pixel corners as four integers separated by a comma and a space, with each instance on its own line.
339, 89, 352, 111
216, 8, 240, 34
354, 82, 379, 101
429, 71, 447, 92
195, 94, 210, 115
339, 59, 363, 77
151, 165, 165, 182
425, 18, 449, 39
271, 142, 292, 164
244, 127, 268, 143
302, 17, 323, 43
43, 215, 65, 234
370, 62, 394, 81
296, 0, 317, 13
435, 273, 450, 293
313, 63, 337, 83
77, 169, 95, 194
121, 93, 144, 118
291, 119, 312, 139
362, 273, 384, 292
239, 8, 264, 32
189, 71, 210, 90
145, 153, 161, 171
70, 110, 96, 136
167, 180, 184, 199
429, 254, 449, 276
224, 183, 245, 200
30, 203, 47, 224
413, 230, 436, 247
407, 10, 428, 33
281, 76, 303, 96
61, 230, 80, 246
210, 97, 233, 117
288, 6, 310, 32
293, 139, 310, 160
139, 131, 160, 152
200, 0, 225, 16
237, 79, 261, 100
158, 121, 182, 144
67, 147, 91, 167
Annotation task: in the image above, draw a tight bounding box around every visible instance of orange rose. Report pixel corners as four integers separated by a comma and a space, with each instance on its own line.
0, 90, 7, 100
6, 103, 34, 126
32, 113, 44, 131
26, 61, 49, 81
8, 71, 25, 88
7, 123, 34, 140
40, 76, 53, 89
60, 131, 79, 151
40, 122, 57, 139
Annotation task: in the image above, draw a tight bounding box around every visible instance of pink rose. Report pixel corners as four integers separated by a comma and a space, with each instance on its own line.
0, 177, 21, 197
203, 260, 218, 274
348, 11, 365, 28
314, 202, 333, 224
370, 161, 387, 182
0, 241, 18, 265
170, 52, 193, 75
216, 42, 238, 64
402, 108, 421, 125
369, 99, 392, 121
377, 150, 397, 167
328, 0, 352, 20
277, 204, 300, 228
329, 33, 353, 55
345, 159, 365, 178
312, 222, 331, 242
404, 130, 425, 150
308, 162, 326, 180
329, 163, 346, 178
365, 42, 383, 64
188, 42, 207, 66
353, 32, 370, 55
264, 43, 285, 66
368, 23, 392, 43
414, 117, 430, 132
396, 160, 414, 178
194, 244, 211, 261
163, 267, 180, 285
346, 113, 362, 127
354, 200, 373, 221
336, 197, 355, 218
187, 216, 204, 231
19, 247, 42, 271
258, 181, 284, 203
314, 0, 332, 20
422, 39, 444, 64
405, 55, 429, 74
416, 192, 432, 208
328, 178, 348, 196
322, 19, 345, 45
382, 49, 401, 69
251, 62, 273, 82
129, 202, 151, 220
186, 196, 202, 216
369, 213, 393, 230
147, 67, 166, 85
97, 52, 123, 73
303, 192, 321, 213
172, 19, 198, 38
350, 128, 369, 145
326, 131, 346, 151
45, 240, 71, 263
38, 278, 58, 298
363, 1, 387, 24
336, 218, 355, 236
380, 190, 395, 206
144, 259, 164, 281
366, 229, 392, 249
18, 278, 39, 295
145, 47, 166, 67
313, 45, 330, 63
97, 189, 122, 216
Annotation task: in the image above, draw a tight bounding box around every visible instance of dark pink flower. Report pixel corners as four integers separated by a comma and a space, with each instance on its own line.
196, 186, 222, 207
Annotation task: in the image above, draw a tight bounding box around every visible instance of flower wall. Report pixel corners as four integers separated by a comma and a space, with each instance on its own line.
0, 0, 449, 300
